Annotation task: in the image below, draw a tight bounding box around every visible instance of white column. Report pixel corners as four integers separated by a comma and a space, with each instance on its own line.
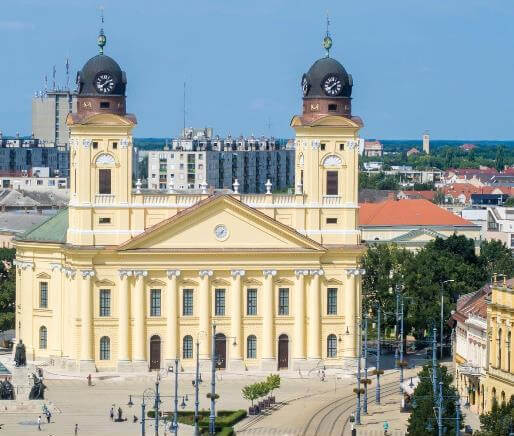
308, 269, 323, 360
166, 270, 181, 362
133, 270, 147, 367
80, 269, 95, 371
230, 269, 245, 369
261, 269, 276, 370
117, 270, 132, 369
198, 270, 213, 361
293, 269, 309, 367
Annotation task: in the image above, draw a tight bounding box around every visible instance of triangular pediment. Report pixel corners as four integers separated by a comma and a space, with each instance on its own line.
390, 228, 447, 243
118, 195, 325, 252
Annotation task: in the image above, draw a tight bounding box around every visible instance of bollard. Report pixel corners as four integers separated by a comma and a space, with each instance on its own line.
87, 374, 92, 386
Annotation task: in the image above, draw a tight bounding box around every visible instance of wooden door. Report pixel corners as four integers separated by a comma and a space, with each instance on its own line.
278, 334, 289, 369
215, 333, 226, 369
150, 335, 161, 370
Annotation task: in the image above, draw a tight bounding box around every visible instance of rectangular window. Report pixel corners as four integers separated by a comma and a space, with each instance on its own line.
326, 218, 338, 224
150, 289, 161, 316
92, 142, 98, 149
327, 288, 337, 315
39, 282, 48, 308
98, 169, 111, 194
328, 104, 337, 111
320, 143, 326, 151
247, 289, 257, 315
99, 217, 111, 224
326, 171, 338, 196
99, 289, 111, 317
183, 289, 193, 316
215, 289, 225, 316
112, 142, 118, 149
100, 101, 110, 109
278, 288, 289, 315
339, 144, 344, 151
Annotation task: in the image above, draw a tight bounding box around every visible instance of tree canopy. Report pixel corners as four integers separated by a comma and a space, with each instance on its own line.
0, 248, 15, 332
476, 396, 514, 436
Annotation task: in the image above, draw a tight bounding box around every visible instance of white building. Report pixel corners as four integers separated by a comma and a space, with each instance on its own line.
461, 206, 514, 249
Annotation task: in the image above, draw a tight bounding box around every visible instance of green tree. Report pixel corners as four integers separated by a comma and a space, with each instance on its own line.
241, 384, 259, 407
479, 239, 514, 279
475, 396, 514, 436
0, 248, 15, 332
407, 364, 463, 435
495, 146, 506, 172
266, 374, 280, 395
433, 190, 446, 204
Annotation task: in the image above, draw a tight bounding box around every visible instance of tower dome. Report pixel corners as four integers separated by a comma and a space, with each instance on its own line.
77, 54, 126, 96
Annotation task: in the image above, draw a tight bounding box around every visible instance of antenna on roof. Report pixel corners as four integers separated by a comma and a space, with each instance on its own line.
183, 81, 186, 134
98, 6, 107, 54
65, 58, 70, 90
323, 11, 333, 57
44, 74, 48, 94
52, 65, 56, 90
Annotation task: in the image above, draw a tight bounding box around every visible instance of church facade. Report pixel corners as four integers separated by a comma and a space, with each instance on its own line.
14, 31, 365, 372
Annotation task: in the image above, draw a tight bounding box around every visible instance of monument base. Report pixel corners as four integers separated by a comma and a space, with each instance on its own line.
131, 360, 148, 373
229, 359, 246, 372
79, 360, 97, 373
260, 358, 277, 371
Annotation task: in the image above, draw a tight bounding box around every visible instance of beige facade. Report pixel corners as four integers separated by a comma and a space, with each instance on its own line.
14, 44, 365, 373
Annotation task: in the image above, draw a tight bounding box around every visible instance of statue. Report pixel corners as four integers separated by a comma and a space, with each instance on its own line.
28, 373, 46, 400
0, 378, 14, 400
14, 340, 26, 367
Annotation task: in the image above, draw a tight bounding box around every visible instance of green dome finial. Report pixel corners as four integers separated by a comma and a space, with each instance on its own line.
98, 7, 106, 55
323, 12, 332, 57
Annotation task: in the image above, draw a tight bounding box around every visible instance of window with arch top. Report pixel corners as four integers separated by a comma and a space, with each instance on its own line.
39, 326, 47, 349
100, 336, 110, 360
327, 334, 337, 358
247, 335, 257, 359
183, 335, 193, 359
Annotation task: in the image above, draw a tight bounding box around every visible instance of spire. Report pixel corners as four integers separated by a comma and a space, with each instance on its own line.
323, 12, 333, 58
98, 7, 106, 55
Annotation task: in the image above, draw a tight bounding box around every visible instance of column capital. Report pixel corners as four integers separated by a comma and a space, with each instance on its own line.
230, 269, 245, 277
263, 269, 277, 278
167, 269, 181, 279
199, 270, 213, 278
133, 270, 148, 279
63, 267, 76, 279
13, 259, 34, 270
50, 263, 62, 272
80, 269, 95, 279
309, 269, 324, 276
119, 269, 133, 279
294, 269, 310, 277
345, 268, 366, 277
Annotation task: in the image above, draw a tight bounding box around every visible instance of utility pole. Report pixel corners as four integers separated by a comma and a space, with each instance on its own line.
154, 378, 160, 436
355, 318, 362, 425
440, 292, 444, 361
432, 326, 437, 398
209, 324, 217, 436
173, 359, 179, 436
376, 304, 381, 404
438, 381, 443, 436
141, 398, 146, 436
455, 399, 460, 436
194, 340, 200, 436
363, 312, 368, 415
400, 295, 405, 392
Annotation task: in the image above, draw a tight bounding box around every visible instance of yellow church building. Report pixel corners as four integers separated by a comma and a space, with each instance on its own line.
14, 29, 365, 373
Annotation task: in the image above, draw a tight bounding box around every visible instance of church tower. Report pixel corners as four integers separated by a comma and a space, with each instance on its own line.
291, 26, 363, 245
67, 27, 137, 245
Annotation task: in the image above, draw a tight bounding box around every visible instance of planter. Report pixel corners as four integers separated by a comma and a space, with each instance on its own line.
248, 406, 255, 415
254, 405, 260, 414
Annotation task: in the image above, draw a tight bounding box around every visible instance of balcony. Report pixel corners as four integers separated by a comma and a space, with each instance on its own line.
94, 194, 115, 205
322, 196, 342, 206
458, 363, 484, 377
488, 366, 514, 384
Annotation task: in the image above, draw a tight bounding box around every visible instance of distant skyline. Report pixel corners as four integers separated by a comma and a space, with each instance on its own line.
2, 0, 514, 140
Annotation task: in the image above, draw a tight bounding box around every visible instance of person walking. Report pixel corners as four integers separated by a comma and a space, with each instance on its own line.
110, 407, 114, 421
46, 410, 51, 423
37, 415, 41, 431
74, 423, 79, 435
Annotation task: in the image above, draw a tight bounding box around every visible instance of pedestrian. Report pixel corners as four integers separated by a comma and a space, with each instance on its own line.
87, 374, 92, 386
37, 415, 41, 431
110, 407, 114, 421
46, 410, 51, 423
74, 423, 79, 435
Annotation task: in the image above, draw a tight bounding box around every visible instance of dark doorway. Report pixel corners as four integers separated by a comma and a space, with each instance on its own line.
278, 334, 289, 369
150, 335, 161, 370
215, 333, 227, 369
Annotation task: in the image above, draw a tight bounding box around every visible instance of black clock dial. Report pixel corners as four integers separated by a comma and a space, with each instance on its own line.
323, 75, 343, 96
94, 72, 116, 94
301, 74, 310, 97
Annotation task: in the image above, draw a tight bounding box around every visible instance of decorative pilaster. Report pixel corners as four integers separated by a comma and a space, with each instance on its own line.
261, 269, 276, 370
117, 270, 132, 370
166, 270, 181, 364
230, 269, 245, 369
199, 270, 213, 361
308, 269, 324, 360
133, 270, 147, 367
344, 268, 365, 361
293, 269, 309, 368
80, 269, 96, 372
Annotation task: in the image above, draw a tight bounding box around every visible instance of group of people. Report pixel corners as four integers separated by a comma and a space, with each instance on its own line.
36, 408, 51, 431
110, 405, 138, 424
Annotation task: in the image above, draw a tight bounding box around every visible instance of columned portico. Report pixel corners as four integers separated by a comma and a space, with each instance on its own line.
117, 269, 132, 371
293, 269, 309, 369
230, 269, 245, 370
261, 269, 277, 370
308, 269, 323, 361
80, 269, 96, 372
165, 269, 180, 366
132, 269, 148, 371
198, 270, 213, 365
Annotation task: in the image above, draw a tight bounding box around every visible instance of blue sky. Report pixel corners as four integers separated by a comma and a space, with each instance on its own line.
1, 0, 514, 140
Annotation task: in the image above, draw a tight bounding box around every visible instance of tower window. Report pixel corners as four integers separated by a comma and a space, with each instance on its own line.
339, 144, 344, 151
100, 102, 110, 109
320, 144, 326, 151
99, 217, 111, 224
326, 218, 338, 224
328, 104, 337, 111
112, 142, 118, 149
92, 142, 98, 149
326, 171, 338, 195
98, 169, 111, 194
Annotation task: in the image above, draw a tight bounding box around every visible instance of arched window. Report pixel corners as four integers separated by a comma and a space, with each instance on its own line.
39, 326, 47, 349
501, 391, 506, 405
100, 336, 110, 360
498, 328, 502, 368
508, 331, 512, 373
183, 335, 193, 359
327, 334, 337, 358
247, 335, 257, 359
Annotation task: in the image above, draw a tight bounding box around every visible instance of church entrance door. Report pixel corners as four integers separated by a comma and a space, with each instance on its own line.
278, 334, 289, 369
215, 333, 226, 369
150, 335, 161, 370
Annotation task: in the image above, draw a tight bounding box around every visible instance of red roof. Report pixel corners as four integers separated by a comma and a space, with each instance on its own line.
401, 190, 437, 201
359, 199, 474, 226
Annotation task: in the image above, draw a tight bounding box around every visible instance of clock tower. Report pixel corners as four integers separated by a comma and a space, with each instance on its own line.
66, 27, 137, 246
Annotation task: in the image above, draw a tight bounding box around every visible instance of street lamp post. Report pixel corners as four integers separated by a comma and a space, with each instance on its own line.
209, 323, 217, 436
173, 359, 179, 436
376, 304, 381, 405
440, 279, 455, 360
363, 311, 369, 415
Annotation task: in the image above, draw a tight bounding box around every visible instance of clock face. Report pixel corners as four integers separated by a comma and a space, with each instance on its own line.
214, 224, 229, 241
94, 72, 116, 94
323, 75, 343, 96
301, 74, 310, 97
